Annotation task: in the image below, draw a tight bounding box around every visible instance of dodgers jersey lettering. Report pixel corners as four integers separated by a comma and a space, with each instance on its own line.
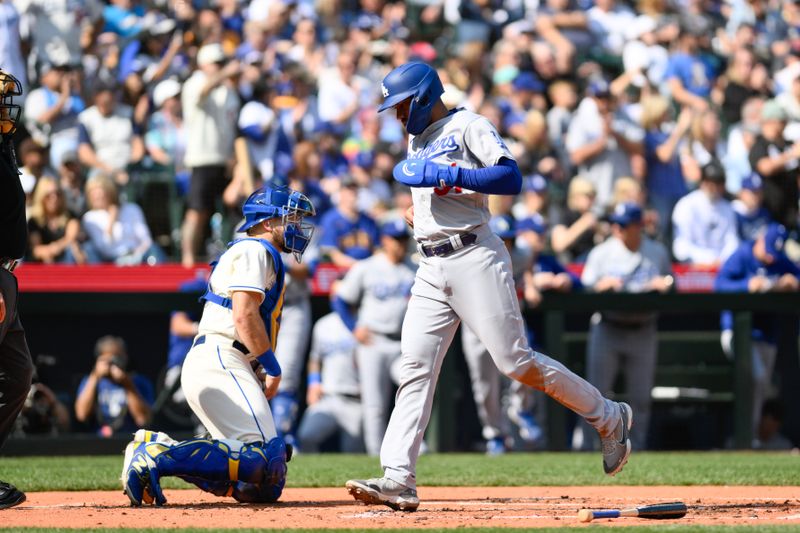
408, 109, 514, 242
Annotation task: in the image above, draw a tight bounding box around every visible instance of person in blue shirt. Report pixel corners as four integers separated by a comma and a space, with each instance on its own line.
664, 24, 716, 112
732, 173, 774, 241
318, 176, 379, 267
74, 335, 154, 437
714, 223, 800, 439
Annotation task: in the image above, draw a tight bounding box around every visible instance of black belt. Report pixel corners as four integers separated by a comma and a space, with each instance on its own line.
0, 258, 19, 273
193, 334, 250, 355
419, 232, 477, 258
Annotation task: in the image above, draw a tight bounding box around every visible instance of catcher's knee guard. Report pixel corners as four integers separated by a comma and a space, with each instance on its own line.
150, 437, 289, 503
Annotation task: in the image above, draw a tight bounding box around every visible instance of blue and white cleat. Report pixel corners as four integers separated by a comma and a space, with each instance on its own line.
486, 437, 506, 456
508, 407, 544, 444
121, 441, 166, 506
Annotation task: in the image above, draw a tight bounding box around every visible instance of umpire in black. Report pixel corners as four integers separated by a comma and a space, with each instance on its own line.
0, 69, 34, 510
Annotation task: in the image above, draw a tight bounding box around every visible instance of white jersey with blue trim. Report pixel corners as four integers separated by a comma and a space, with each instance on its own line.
407, 109, 514, 242
198, 239, 277, 342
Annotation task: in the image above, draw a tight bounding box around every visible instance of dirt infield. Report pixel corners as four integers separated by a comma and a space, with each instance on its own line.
4, 486, 800, 529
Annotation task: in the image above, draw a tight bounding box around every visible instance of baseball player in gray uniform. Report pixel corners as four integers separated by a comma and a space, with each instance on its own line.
296, 310, 363, 453
346, 62, 632, 512
579, 203, 673, 451
332, 218, 417, 456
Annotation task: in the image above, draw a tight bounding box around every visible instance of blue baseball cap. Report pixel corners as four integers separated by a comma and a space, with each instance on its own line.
512, 72, 545, 93
608, 202, 643, 227
587, 78, 611, 98
380, 218, 410, 239
489, 215, 516, 240
516, 214, 547, 235
741, 173, 764, 191
764, 223, 788, 257
522, 174, 548, 194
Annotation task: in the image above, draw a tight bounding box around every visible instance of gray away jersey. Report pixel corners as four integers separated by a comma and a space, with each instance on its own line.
335, 253, 417, 335
408, 109, 514, 242
309, 312, 360, 396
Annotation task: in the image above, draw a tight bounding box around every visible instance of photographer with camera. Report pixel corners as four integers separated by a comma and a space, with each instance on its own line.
74, 335, 153, 437
0, 69, 34, 510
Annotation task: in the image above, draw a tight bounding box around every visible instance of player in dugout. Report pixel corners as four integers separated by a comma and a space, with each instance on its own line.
346, 62, 633, 512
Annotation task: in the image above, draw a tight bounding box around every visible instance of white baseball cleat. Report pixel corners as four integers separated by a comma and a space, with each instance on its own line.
601, 402, 633, 476
345, 477, 419, 511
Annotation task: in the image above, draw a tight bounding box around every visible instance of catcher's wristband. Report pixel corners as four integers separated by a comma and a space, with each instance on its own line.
307, 372, 321, 386
256, 349, 281, 377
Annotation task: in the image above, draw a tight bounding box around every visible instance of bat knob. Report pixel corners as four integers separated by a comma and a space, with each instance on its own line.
578, 509, 593, 523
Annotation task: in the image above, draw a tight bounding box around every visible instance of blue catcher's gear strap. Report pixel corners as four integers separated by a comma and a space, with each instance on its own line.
199, 238, 287, 365
270, 391, 299, 439
146, 437, 289, 503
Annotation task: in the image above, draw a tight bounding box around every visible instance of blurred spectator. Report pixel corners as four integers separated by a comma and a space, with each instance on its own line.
546, 80, 578, 169
145, 78, 188, 191
566, 79, 644, 213
612, 176, 659, 239
77, 83, 144, 185
237, 79, 279, 181
27, 176, 86, 264
81, 174, 165, 265
733, 173, 773, 241
57, 150, 86, 216
24, 63, 84, 169
16, 138, 57, 208
587, 0, 636, 56
317, 49, 370, 133
74, 335, 153, 437
180, 43, 241, 268
672, 161, 739, 265
641, 97, 693, 244
715, 223, 800, 437
681, 109, 727, 188
511, 174, 550, 226
285, 17, 325, 79
513, 110, 564, 185
15, 0, 103, 69
296, 310, 363, 453
318, 177, 380, 268
748, 100, 800, 228
725, 97, 764, 193
720, 47, 760, 127
550, 176, 606, 263
533, 0, 592, 70
665, 23, 716, 112
580, 202, 673, 450
621, 15, 669, 89
0, 0, 27, 96
331, 218, 415, 456
118, 18, 185, 86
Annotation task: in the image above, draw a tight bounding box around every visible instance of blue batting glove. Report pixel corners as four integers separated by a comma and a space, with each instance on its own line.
392, 159, 459, 188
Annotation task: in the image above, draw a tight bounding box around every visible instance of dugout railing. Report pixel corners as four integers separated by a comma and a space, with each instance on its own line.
17, 290, 799, 453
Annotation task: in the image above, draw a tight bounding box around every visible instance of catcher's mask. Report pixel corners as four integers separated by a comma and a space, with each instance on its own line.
237, 186, 316, 262
0, 70, 22, 137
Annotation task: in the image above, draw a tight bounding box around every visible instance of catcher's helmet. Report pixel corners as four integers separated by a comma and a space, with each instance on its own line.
378, 62, 444, 135
0, 70, 22, 136
237, 186, 316, 261
489, 214, 516, 240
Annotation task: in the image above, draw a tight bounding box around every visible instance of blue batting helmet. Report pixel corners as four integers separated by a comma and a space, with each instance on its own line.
237, 186, 316, 261
378, 62, 444, 135
489, 214, 516, 240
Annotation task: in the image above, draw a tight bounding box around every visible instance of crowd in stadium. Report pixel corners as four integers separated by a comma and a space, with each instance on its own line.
4, 0, 800, 452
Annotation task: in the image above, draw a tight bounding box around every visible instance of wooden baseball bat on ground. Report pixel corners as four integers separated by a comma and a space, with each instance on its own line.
578, 502, 687, 522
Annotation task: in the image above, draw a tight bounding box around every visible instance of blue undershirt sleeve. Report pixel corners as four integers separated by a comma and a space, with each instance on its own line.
453, 158, 522, 195
331, 296, 357, 331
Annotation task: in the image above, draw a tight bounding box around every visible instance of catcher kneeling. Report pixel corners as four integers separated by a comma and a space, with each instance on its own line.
121, 186, 315, 505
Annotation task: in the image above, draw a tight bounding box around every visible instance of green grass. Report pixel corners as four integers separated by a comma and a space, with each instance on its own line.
0, 451, 798, 492
0, 525, 800, 533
